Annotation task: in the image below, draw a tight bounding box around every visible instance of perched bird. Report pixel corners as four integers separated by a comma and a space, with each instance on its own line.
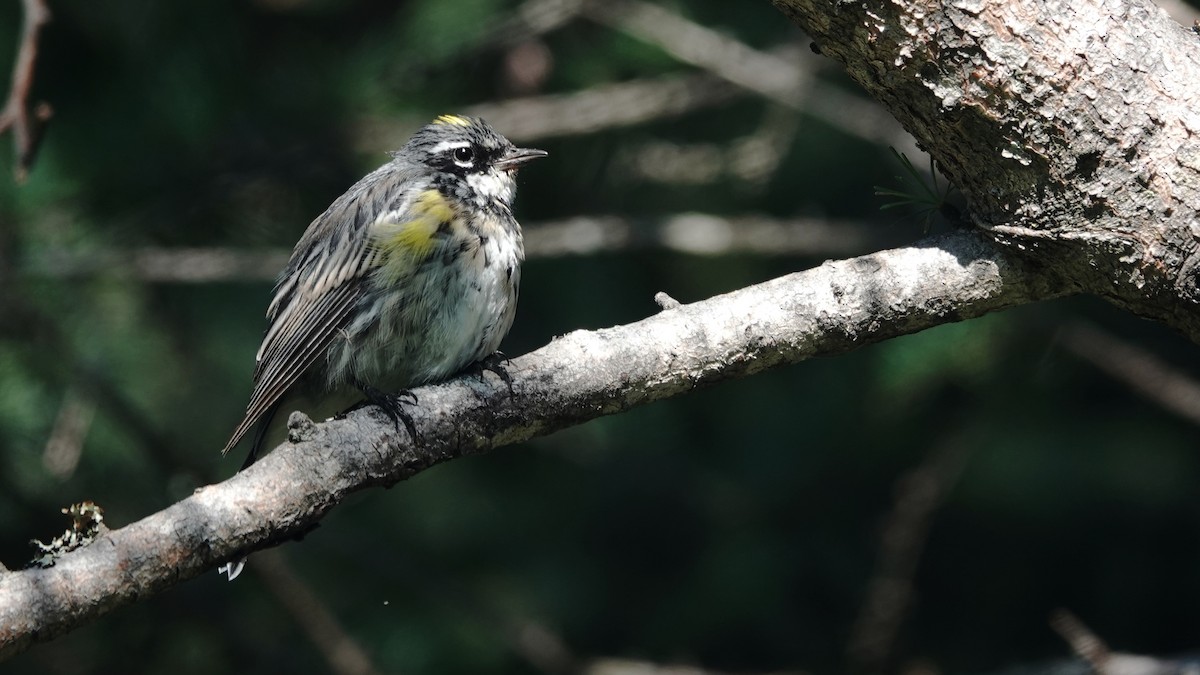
223, 114, 546, 469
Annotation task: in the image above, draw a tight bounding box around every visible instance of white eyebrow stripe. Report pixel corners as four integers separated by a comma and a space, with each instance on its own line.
430, 140, 471, 154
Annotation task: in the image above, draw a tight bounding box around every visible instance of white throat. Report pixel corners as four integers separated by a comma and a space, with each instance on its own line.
466, 168, 516, 206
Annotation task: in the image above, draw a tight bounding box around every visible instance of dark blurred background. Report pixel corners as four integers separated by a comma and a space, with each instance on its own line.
3, 1, 1200, 673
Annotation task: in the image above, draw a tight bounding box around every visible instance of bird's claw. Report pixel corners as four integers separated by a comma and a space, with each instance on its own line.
356, 384, 420, 444
476, 352, 515, 396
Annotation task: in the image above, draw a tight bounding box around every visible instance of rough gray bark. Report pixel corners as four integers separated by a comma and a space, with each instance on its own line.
772, 0, 1200, 339
0, 230, 1059, 659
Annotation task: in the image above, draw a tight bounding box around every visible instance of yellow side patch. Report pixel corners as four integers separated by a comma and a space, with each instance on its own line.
433, 114, 471, 127
414, 188, 456, 228
376, 189, 455, 266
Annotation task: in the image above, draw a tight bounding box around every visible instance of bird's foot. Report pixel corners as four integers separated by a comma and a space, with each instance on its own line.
474, 351, 515, 396
353, 384, 420, 444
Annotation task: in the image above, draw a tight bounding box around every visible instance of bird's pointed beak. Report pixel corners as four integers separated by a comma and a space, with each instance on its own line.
494, 147, 548, 171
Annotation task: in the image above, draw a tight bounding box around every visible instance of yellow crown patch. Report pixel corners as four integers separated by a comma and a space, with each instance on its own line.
432, 114, 471, 127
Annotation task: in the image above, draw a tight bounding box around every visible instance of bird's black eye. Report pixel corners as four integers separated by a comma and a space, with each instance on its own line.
452, 146, 475, 164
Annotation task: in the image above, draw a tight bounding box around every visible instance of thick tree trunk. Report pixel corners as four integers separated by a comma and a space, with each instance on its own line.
774, 0, 1200, 340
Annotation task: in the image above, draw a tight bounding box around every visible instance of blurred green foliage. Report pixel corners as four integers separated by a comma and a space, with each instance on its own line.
2, 1, 1199, 673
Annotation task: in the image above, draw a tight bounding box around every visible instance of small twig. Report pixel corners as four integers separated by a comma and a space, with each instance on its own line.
0, 0, 52, 182
1050, 610, 1110, 671
1048, 611, 1192, 675
654, 292, 681, 310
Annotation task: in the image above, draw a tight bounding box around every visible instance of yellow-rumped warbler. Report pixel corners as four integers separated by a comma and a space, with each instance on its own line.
223, 114, 546, 468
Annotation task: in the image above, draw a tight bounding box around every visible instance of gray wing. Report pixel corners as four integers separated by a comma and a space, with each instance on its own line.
222, 165, 402, 456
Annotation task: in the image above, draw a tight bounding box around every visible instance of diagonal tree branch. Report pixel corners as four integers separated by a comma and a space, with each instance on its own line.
0, 230, 1066, 659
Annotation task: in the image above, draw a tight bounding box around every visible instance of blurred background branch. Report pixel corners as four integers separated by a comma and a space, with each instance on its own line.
582, 0, 808, 107
847, 428, 970, 674
253, 549, 383, 675
0, 0, 51, 183
454, 73, 743, 143
1058, 322, 1200, 428
19, 214, 903, 282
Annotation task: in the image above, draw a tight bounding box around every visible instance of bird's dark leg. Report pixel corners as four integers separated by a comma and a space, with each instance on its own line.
222, 401, 282, 581
475, 351, 515, 396
240, 401, 282, 472
353, 382, 420, 443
